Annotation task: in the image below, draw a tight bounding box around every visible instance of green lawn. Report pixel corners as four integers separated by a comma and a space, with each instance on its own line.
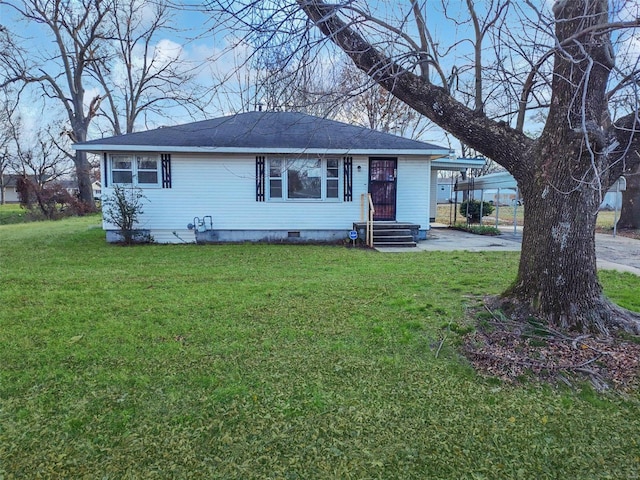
1, 216, 640, 478
0, 203, 28, 225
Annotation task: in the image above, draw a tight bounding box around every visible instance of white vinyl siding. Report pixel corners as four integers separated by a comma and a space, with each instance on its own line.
396, 157, 430, 226
103, 154, 366, 233
100, 153, 432, 242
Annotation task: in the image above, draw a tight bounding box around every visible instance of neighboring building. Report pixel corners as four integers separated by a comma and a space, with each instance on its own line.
0, 174, 55, 204
481, 189, 518, 206
600, 191, 622, 210
456, 171, 625, 210
74, 111, 482, 244
436, 180, 455, 204
92, 181, 102, 200
0, 174, 21, 204
59, 179, 102, 200
1, 176, 102, 205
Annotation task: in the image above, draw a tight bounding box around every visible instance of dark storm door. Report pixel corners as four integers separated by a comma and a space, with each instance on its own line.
369, 157, 397, 221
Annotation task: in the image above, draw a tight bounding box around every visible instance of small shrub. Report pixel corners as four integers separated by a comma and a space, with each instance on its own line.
451, 223, 501, 236
102, 185, 148, 245
459, 199, 494, 223
16, 176, 88, 220
467, 224, 501, 235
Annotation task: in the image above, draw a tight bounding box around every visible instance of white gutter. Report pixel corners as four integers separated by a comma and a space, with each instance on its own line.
72, 144, 451, 157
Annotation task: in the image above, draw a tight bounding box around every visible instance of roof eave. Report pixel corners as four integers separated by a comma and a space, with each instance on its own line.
73, 144, 451, 157
431, 158, 486, 171
455, 171, 517, 190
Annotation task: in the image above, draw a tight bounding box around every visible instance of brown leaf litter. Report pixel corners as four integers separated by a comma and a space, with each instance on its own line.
462, 305, 640, 392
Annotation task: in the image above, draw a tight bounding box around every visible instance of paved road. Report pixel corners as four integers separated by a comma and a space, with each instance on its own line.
377, 227, 640, 276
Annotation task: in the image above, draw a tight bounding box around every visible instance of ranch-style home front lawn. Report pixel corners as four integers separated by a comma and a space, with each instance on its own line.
1, 213, 640, 478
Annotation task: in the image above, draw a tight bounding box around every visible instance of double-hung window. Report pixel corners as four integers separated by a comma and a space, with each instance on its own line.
326, 159, 339, 199
269, 159, 283, 198
112, 156, 133, 184
268, 157, 341, 201
110, 154, 160, 187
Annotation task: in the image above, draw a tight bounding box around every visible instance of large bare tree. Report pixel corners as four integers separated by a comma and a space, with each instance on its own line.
0, 0, 112, 207
1, 0, 213, 202
0, 85, 21, 204
6, 115, 72, 186
336, 59, 434, 140
208, 0, 640, 334
92, 0, 209, 135
209, 32, 348, 117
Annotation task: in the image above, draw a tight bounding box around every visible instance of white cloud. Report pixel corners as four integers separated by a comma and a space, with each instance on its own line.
153, 38, 185, 65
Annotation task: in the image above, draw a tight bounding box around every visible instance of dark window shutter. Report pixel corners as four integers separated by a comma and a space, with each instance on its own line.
256, 156, 265, 201
161, 154, 172, 188
343, 156, 353, 202
103, 153, 108, 188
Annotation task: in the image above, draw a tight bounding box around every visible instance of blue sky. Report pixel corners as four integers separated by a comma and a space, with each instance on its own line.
1, 1, 638, 153
0, 1, 493, 149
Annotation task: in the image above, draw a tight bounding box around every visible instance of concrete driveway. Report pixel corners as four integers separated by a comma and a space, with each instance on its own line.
376, 227, 640, 276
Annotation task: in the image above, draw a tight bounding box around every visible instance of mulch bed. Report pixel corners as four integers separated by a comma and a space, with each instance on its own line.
462, 305, 640, 392
461, 229, 640, 391
596, 227, 640, 240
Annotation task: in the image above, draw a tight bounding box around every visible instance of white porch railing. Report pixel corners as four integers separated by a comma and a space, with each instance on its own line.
360, 193, 375, 248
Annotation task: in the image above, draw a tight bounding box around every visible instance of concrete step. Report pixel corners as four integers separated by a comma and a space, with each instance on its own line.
374, 241, 418, 248
373, 235, 414, 243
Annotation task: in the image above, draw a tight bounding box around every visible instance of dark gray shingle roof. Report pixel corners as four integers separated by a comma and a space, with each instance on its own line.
75, 111, 447, 154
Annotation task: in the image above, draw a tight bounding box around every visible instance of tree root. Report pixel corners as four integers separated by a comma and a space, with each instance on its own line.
463, 297, 640, 391
485, 295, 640, 336
606, 306, 640, 335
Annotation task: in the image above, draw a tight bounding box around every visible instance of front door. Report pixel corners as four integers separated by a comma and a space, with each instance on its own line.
369, 157, 397, 221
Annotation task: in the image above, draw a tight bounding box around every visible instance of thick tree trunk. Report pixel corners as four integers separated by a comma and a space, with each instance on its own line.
75, 150, 95, 206
500, 0, 639, 333
71, 124, 97, 211
618, 165, 640, 229
507, 176, 612, 332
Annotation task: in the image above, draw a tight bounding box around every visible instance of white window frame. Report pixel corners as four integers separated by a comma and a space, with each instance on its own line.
267, 156, 342, 201
110, 154, 161, 187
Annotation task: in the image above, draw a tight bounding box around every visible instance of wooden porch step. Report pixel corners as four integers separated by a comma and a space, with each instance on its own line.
374, 241, 418, 248
353, 222, 419, 230
374, 233, 417, 247
373, 229, 412, 236
353, 221, 421, 248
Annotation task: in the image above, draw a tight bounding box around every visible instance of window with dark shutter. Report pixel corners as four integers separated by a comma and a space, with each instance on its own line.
343, 156, 353, 202
256, 156, 265, 201
161, 154, 172, 188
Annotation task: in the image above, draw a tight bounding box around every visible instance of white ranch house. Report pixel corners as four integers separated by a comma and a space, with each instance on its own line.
74, 112, 482, 245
